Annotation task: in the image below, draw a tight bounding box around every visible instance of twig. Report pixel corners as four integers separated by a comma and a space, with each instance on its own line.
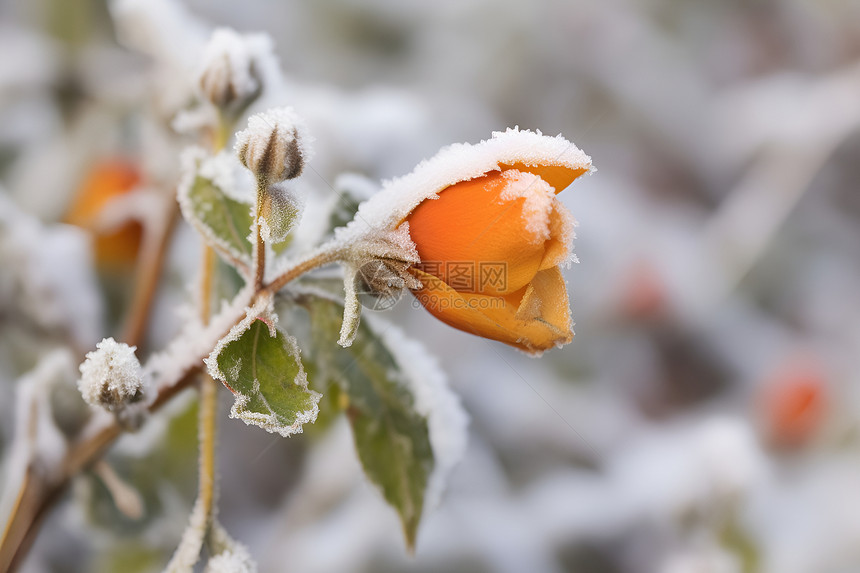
0, 368, 199, 572
264, 243, 344, 295
121, 198, 181, 350
0, 232, 341, 570
163, 242, 219, 571
253, 184, 266, 292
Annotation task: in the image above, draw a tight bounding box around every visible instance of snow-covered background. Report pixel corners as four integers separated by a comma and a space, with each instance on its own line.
2, 0, 860, 572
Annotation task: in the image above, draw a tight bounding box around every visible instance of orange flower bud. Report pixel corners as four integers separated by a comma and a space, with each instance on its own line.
335, 129, 592, 353
404, 148, 589, 354
65, 159, 143, 267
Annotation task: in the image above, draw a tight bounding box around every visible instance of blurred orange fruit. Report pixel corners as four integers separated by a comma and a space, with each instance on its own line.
760, 360, 827, 449
65, 159, 143, 267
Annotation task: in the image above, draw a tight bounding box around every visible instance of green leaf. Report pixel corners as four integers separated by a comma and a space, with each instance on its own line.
185, 172, 254, 262
208, 318, 320, 437
299, 293, 434, 548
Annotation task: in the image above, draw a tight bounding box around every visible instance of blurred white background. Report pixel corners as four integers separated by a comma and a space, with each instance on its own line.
2, 0, 860, 572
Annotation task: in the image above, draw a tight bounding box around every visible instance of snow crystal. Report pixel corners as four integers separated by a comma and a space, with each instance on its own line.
235, 107, 315, 184
335, 127, 592, 242
497, 169, 556, 241
78, 338, 143, 411
371, 321, 469, 509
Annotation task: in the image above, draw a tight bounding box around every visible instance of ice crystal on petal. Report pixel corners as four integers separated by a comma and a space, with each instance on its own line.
497, 169, 557, 241
336, 128, 592, 242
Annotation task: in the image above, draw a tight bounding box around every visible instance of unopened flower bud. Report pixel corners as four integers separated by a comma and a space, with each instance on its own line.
78, 337, 144, 412
198, 28, 268, 114
235, 108, 310, 184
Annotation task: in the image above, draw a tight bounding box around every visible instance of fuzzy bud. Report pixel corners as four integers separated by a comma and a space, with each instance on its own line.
197, 28, 267, 114
259, 182, 300, 244
235, 107, 310, 185
78, 338, 144, 412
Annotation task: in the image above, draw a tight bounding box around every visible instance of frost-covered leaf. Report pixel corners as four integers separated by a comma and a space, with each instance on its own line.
300, 294, 435, 548
337, 263, 362, 348
179, 159, 254, 265
207, 314, 320, 437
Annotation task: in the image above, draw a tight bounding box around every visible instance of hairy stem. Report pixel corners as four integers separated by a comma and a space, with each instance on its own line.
264, 242, 344, 294
254, 183, 266, 292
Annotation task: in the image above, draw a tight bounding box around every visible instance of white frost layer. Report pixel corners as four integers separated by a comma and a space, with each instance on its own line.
372, 321, 469, 510
336, 127, 592, 241
260, 182, 303, 244
144, 284, 255, 398
78, 337, 143, 410
205, 294, 321, 438
197, 148, 256, 204
197, 27, 271, 107
176, 147, 255, 269
235, 107, 315, 182
205, 547, 258, 573
498, 169, 556, 241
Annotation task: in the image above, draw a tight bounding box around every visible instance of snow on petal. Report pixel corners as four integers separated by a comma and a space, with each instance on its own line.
335, 127, 592, 242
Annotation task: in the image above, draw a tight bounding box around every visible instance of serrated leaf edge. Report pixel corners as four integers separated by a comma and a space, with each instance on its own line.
205, 293, 321, 437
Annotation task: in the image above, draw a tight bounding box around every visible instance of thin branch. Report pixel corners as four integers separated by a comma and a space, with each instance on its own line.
163, 244, 219, 571
253, 185, 266, 292
0, 240, 339, 571
121, 198, 181, 350
264, 244, 344, 295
